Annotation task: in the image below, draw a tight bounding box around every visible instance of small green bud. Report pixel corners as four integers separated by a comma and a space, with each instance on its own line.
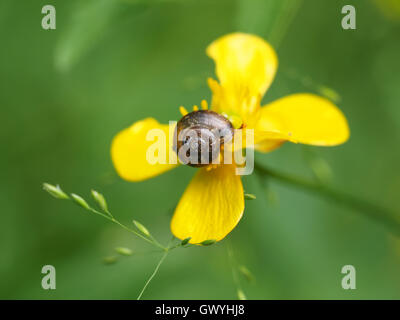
71, 193, 90, 210
43, 183, 69, 199
318, 86, 341, 103
91, 189, 108, 213
239, 265, 254, 283
181, 237, 191, 246
103, 256, 118, 265
200, 239, 216, 246
237, 289, 247, 300
133, 220, 150, 237
244, 193, 256, 200
115, 247, 133, 256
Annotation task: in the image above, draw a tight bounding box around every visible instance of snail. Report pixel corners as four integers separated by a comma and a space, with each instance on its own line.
173, 110, 234, 167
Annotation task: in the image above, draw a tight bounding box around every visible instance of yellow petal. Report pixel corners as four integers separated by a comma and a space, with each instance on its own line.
207, 33, 278, 124
111, 118, 179, 182
226, 129, 290, 153
171, 164, 244, 243
253, 137, 286, 153
207, 32, 278, 98
256, 93, 350, 152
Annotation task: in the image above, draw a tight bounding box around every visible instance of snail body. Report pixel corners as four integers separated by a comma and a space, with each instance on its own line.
174, 110, 234, 167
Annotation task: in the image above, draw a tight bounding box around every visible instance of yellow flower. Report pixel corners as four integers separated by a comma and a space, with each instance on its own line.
111, 33, 350, 244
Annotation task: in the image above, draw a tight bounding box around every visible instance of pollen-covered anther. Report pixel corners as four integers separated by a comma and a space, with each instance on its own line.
205, 164, 219, 171
221, 112, 243, 129
201, 100, 208, 110
179, 106, 189, 116
228, 114, 243, 129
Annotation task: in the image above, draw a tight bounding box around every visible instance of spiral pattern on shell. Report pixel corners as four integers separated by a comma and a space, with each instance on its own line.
173, 110, 234, 167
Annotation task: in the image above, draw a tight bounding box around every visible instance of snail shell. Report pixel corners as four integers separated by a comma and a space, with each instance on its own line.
173, 110, 234, 167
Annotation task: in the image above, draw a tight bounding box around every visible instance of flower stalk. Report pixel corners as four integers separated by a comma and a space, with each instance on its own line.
254, 162, 400, 236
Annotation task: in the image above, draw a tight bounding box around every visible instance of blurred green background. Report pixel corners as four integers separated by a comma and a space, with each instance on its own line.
1, 0, 400, 299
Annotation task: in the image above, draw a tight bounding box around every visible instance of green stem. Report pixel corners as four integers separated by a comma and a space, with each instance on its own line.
88, 207, 166, 250
227, 240, 245, 299
254, 162, 400, 236
268, 0, 303, 49
137, 238, 173, 300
